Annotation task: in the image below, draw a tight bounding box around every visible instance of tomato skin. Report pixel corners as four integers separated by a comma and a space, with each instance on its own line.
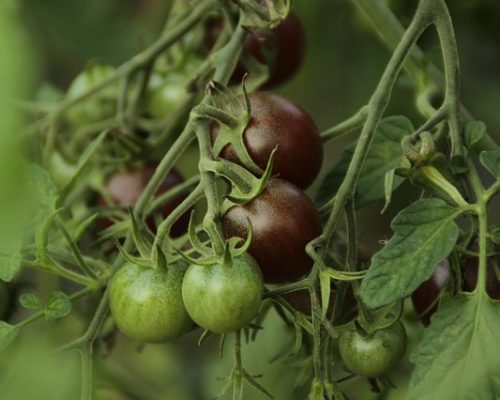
104, 165, 190, 237
212, 93, 323, 189
463, 245, 500, 300
109, 262, 192, 342
339, 321, 407, 378
232, 12, 305, 88
222, 178, 322, 284
181, 253, 263, 333
411, 259, 451, 326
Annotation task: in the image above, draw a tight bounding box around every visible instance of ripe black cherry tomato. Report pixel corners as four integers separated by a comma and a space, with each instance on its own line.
222, 178, 322, 284
205, 13, 305, 88
462, 244, 500, 300
338, 321, 407, 378
104, 165, 190, 237
234, 12, 305, 88
411, 259, 451, 326
212, 92, 323, 189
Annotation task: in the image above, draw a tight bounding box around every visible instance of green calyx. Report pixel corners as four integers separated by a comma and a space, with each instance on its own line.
235, 0, 291, 29
193, 80, 260, 174
176, 211, 253, 268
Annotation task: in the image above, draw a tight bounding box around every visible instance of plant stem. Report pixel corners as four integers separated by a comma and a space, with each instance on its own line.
320, 2, 431, 254
431, 0, 463, 157
320, 106, 368, 142
351, 0, 499, 152
153, 183, 204, 252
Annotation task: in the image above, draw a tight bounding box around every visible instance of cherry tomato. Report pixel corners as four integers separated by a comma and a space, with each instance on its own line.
411, 259, 451, 326
65, 64, 117, 127
462, 244, 500, 299
212, 92, 323, 189
104, 165, 190, 237
109, 262, 193, 342
145, 59, 201, 119
338, 321, 407, 377
222, 178, 322, 283
234, 12, 305, 88
181, 253, 263, 333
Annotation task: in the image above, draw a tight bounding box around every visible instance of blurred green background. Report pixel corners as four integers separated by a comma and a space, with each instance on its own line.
2, 0, 500, 399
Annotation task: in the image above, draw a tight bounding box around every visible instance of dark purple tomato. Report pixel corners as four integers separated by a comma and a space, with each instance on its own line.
104, 165, 190, 237
411, 259, 451, 326
463, 244, 500, 300
212, 92, 323, 189
205, 13, 305, 88
221, 178, 322, 284
233, 12, 305, 88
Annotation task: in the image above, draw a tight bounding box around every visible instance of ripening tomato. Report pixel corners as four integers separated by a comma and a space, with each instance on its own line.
462, 243, 500, 300
103, 165, 190, 237
411, 259, 451, 326
232, 12, 305, 87
212, 92, 323, 189
222, 178, 322, 283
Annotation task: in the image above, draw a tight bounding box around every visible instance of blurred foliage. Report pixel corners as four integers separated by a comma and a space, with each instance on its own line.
3, 0, 500, 398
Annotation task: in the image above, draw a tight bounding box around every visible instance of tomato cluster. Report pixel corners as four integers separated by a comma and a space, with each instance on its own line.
105, 10, 325, 341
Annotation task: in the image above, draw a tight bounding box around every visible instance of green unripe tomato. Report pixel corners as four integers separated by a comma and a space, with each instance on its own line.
338, 321, 407, 377
145, 58, 202, 119
181, 253, 263, 334
65, 63, 117, 127
109, 262, 192, 343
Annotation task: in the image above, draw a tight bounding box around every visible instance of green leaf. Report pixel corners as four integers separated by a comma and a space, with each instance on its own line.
360, 199, 460, 308
19, 293, 41, 311
381, 169, 396, 214
26, 163, 58, 210
479, 150, 500, 179
0, 321, 19, 352
44, 291, 72, 321
464, 120, 486, 150
0, 235, 22, 282
319, 269, 331, 319
409, 293, 500, 399
316, 116, 412, 208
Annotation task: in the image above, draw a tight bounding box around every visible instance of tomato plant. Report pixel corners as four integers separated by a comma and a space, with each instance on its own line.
8, 0, 500, 399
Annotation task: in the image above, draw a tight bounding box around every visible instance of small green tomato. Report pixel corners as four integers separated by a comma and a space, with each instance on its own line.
109, 262, 192, 343
181, 253, 263, 334
338, 321, 407, 377
65, 63, 117, 127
